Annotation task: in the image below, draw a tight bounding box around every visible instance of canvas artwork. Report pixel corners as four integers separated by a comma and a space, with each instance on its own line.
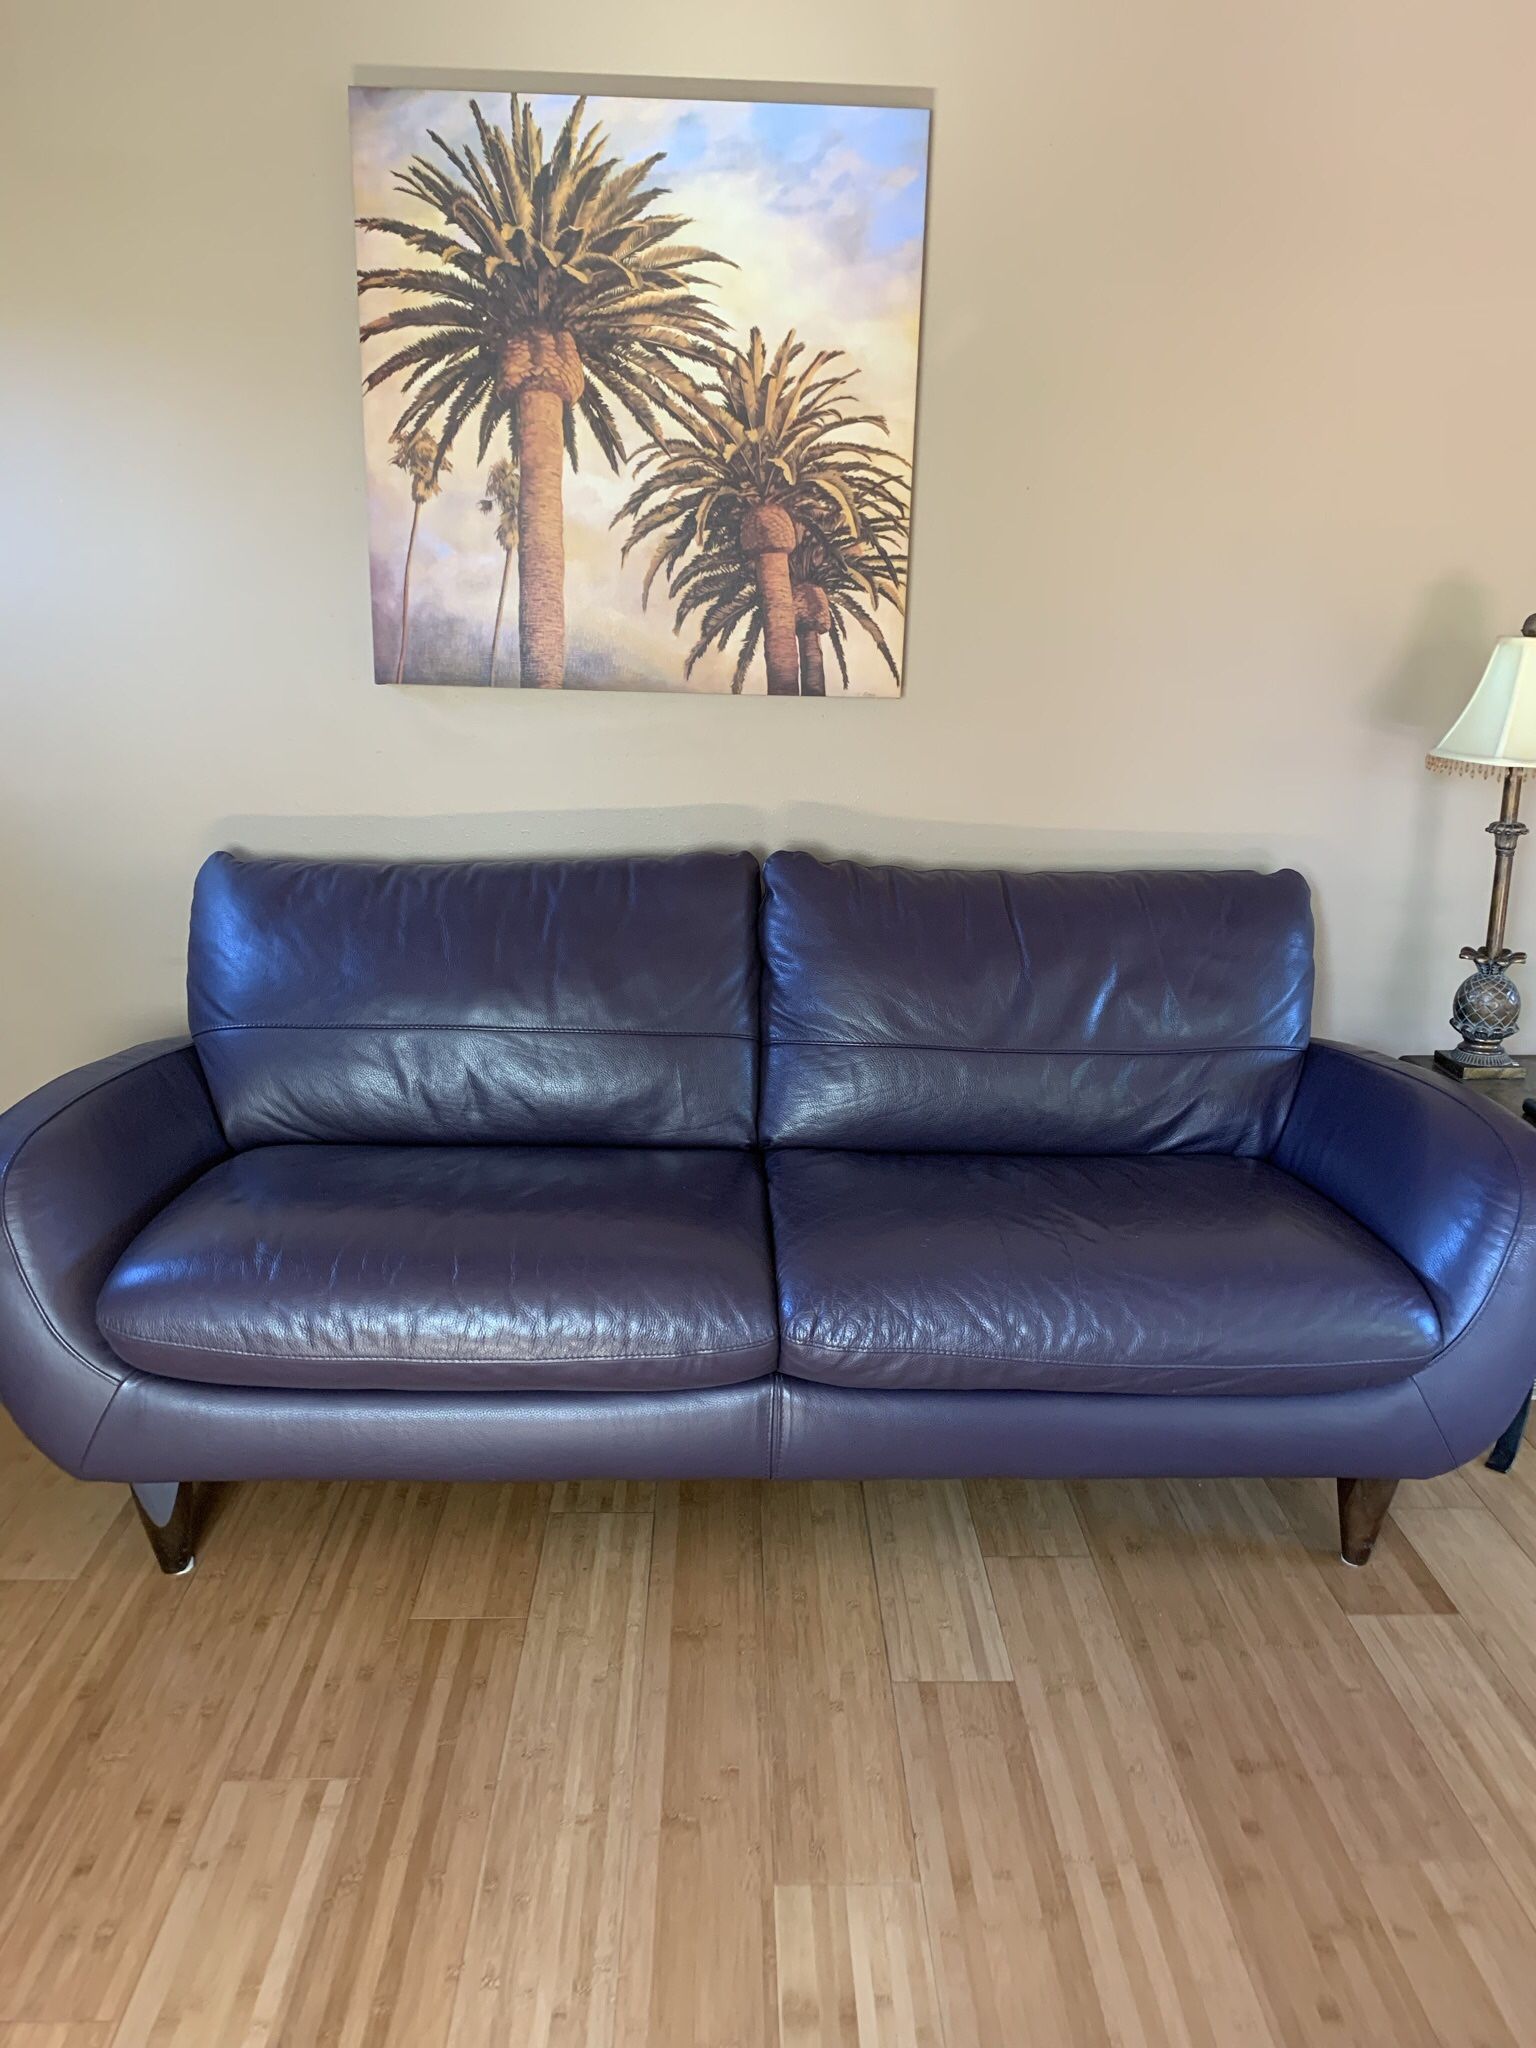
349, 86, 930, 694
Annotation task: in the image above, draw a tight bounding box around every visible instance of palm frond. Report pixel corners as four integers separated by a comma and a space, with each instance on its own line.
358, 94, 726, 474
731, 615, 763, 694
610, 323, 911, 691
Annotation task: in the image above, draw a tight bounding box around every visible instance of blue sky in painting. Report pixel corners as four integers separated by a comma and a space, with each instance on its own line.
369, 90, 931, 274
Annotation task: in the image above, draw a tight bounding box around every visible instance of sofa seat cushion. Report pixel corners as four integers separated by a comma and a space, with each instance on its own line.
98, 1145, 778, 1394
768, 1151, 1440, 1395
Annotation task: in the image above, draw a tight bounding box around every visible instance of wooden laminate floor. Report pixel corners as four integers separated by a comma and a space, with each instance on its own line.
3, 1413, 1536, 2046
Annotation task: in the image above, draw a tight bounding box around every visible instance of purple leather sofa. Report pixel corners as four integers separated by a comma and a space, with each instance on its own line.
2, 849, 1533, 1574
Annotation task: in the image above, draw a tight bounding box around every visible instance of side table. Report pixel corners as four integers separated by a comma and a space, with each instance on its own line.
1402, 1054, 1535, 1470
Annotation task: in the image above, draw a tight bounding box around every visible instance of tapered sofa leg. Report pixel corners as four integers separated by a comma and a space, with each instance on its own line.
1336, 1477, 1400, 1567
131, 1482, 206, 1575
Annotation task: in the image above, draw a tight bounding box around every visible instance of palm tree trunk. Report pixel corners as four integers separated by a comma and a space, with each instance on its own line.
489, 549, 514, 686
394, 500, 421, 686
753, 549, 800, 695
515, 386, 567, 688
797, 625, 826, 696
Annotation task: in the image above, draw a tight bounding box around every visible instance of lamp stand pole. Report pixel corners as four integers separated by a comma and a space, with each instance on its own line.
1435, 766, 1528, 1080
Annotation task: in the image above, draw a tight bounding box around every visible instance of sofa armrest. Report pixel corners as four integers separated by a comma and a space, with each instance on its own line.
1273, 1040, 1536, 1463
0, 1040, 229, 1473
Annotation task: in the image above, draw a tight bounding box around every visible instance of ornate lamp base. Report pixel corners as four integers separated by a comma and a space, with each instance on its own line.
1435, 1044, 1524, 1080
1435, 948, 1525, 1080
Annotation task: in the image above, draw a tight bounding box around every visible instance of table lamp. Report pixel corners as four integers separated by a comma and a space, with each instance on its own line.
1427, 616, 1536, 1078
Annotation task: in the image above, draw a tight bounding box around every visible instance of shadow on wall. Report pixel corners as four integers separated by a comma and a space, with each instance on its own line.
1369, 575, 1503, 1034
211, 804, 1282, 876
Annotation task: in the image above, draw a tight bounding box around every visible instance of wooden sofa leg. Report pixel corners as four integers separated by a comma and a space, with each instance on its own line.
131, 1482, 206, 1575
1337, 1477, 1400, 1567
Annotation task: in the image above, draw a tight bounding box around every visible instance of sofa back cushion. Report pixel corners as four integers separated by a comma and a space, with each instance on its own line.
189, 852, 761, 1146
760, 852, 1313, 1153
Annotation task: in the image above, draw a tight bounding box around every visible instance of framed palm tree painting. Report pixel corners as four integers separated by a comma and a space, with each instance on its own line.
349, 86, 930, 694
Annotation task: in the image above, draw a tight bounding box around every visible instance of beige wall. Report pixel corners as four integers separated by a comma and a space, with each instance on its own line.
3, 0, 1534, 1104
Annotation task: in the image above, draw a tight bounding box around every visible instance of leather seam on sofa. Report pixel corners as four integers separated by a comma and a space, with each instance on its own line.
77, 1374, 128, 1469
766, 1038, 1305, 1057
1407, 1378, 1460, 1466
192, 1022, 757, 1042
0, 1045, 202, 1390
94, 1327, 776, 1367
779, 1334, 1441, 1370
770, 1374, 784, 1475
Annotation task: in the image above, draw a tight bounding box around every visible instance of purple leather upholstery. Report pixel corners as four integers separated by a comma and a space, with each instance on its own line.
760, 853, 1314, 1152
98, 1145, 776, 1393
79, 1377, 776, 1482
2, 853, 1534, 1497
0, 1041, 228, 1472
768, 1149, 1439, 1395
190, 851, 760, 1147
1276, 1042, 1536, 1464
774, 1379, 1457, 1480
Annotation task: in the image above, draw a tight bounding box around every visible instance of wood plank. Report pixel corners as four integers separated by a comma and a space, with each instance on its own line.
1134, 1492, 1481, 1874
0, 1529, 154, 1887
864, 1482, 1009, 1682
964, 1477, 1087, 1558
1083, 1509, 1466, 2048
0, 1418, 124, 1581
1463, 1454, 1536, 1569
447, 1510, 650, 2048
774, 1885, 943, 2048
614, 1482, 775, 2048
613, 1483, 679, 2048
109, 1778, 349, 2047
1354, 1614, 1536, 1911
1396, 1507, 1536, 1710
411, 1481, 549, 1621
1243, 1628, 1485, 1871
1409, 1467, 1483, 1509
987, 1554, 1276, 2046
274, 1619, 524, 2048
550, 1479, 655, 1512
1415, 1859, 1536, 2039
895, 1679, 1110, 2047
1359, 1861, 1531, 2048
1070, 1480, 1249, 1647
1267, 1479, 1456, 1619
0, 2027, 109, 2046
1122, 1630, 1456, 2044
0, 1485, 341, 2024
761, 1483, 916, 1884
1158, 1479, 1357, 1648
228, 1481, 444, 1780
0, 1580, 65, 1694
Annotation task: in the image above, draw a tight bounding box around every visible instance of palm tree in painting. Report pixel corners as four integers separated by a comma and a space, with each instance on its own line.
357, 94, 727, 688
656, 504, 907, 696
790, 503, 908, 694
790, 584, 834, 697
389, 428, 446, 686
616, 329, 909, 694
478, 454, 519, 686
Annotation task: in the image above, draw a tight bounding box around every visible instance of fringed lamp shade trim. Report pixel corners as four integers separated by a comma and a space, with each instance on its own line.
1426, 753, 1536, 779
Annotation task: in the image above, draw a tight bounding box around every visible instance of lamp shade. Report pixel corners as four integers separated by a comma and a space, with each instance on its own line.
1428, 634, 1536, 777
